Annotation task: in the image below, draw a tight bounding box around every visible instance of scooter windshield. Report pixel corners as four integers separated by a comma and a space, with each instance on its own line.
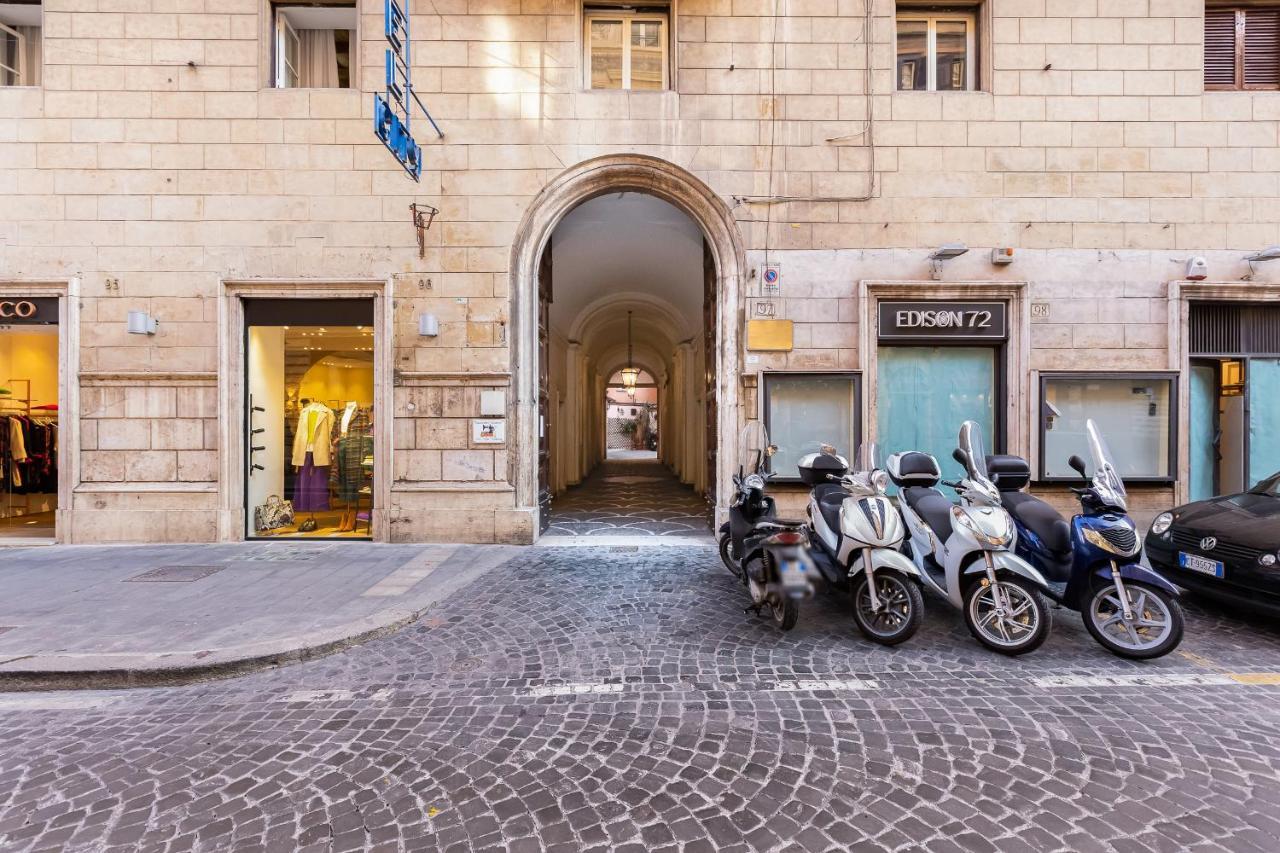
857, 441, 881, 472
739, 421, 771, 475
958, 420, 991, 481
1086, 419, 1128, 508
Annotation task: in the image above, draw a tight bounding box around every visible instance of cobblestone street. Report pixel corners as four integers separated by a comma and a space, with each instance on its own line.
3, 544, 1280, 852
546, 457, 710, 537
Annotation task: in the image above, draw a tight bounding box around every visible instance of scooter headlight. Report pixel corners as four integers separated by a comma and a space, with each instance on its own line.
870, 470, 890, 494
1150, 512, 1173, 536
950, 506, 1012, 547
744, 474, 765, 491
1081, 525, 1140, 557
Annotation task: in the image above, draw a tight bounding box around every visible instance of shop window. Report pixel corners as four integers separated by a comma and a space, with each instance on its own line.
1205, 6, 1280, 91
896, 5, 977, 91
584, 6, 669, 91
1, 296, 59, 539
1040, 374, 1176, 482
0, 1, 41, 87
763, 373, 860, 482
245, 299, 375, 539
272, 2, 356, 89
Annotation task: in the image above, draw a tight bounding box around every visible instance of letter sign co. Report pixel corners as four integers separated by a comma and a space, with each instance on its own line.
877, 301, 1008, 341
0, 301, 37, 319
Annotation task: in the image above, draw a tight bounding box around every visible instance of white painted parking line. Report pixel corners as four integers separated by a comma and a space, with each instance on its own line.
1033, 673, 1238, 689
0, 694, 121, 711
524, 682, 626, 698
284, 688, 391, 703
770, 678, 881, 692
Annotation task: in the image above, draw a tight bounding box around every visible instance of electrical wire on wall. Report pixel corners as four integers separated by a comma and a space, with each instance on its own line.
734, 1, 878, 209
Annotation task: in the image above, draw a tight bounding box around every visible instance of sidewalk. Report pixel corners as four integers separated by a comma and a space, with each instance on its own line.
0, 541, 519, 690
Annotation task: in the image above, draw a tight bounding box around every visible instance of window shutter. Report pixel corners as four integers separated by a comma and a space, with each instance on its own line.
1204, 9, 1239, 88
1244, 9, 1280, 88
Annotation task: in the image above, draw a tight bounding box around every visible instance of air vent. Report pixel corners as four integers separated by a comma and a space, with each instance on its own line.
1190, 303, 1280, 355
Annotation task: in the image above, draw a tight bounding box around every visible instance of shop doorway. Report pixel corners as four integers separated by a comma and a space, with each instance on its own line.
1188, 303, 1280, 501
243, 298, 375, 539
535, 191, 716, 536
0, 297, 59, 540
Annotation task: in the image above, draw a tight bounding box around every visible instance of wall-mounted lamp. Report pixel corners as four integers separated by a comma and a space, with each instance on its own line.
928, 243, 969, 280
418, 314, 439, 337
1243, 246, 1280, 281
126, 310, 158, 335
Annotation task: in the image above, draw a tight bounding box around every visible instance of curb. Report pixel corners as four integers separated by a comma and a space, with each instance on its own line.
0, 544, 522, 693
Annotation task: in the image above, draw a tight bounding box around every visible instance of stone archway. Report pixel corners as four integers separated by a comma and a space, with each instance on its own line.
509, 155, 746, 539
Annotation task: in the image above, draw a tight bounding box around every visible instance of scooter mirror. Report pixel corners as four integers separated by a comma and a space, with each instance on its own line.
1068, 454, 1088, 479
952, 447, 969, 468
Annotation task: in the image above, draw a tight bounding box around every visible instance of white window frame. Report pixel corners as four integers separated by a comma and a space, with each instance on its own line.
0, 20, 35, 87
274, 9, 301, 88
583, 10, 669, 91
895, 12, 976, 92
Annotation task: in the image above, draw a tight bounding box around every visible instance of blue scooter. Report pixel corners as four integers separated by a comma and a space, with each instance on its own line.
986, 419, 1184, 659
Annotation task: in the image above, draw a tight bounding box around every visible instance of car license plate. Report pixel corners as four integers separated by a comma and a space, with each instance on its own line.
1179, 552, 1224, 578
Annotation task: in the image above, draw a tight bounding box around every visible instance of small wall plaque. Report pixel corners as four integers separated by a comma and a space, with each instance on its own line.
746, 319, 794, 351
472, 419, 506, 444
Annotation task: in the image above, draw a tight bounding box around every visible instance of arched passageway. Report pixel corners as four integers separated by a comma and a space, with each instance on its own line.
509, 155, 746, 540
541, 194, 712, 536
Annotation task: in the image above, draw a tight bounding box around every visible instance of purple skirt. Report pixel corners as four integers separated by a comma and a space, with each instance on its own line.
293, 452, 330, 512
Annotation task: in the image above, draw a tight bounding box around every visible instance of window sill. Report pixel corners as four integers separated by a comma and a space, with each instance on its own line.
892, 89, 990, 96
261, 86, 359, 93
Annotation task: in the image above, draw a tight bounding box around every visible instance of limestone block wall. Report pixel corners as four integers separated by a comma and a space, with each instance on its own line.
0, 0, 1278, 542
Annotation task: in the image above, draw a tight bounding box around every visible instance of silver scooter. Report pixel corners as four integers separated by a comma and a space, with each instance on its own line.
804, 443, 924, 645
888, 421, 1054, 655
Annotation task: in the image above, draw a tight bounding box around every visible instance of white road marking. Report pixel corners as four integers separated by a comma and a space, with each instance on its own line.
770, 678, 881, 692
524, 682, 626, 698
284, 688, 391, 703
1033, 673, 1237, 689
0, 694, 121, 711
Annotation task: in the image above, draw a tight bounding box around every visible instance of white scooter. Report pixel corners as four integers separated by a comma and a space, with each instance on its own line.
887, 421, 1054, 655
803, 443, 924, 645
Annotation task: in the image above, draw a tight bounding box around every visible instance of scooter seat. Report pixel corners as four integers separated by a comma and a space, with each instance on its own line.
817, 490, 845, 534
810, 482, 845, 502
1001, 492, 1073, 560
902, 486, 954, 541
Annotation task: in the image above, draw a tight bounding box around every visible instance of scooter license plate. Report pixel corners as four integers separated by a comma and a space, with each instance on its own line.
1178, 552, 1224, 578
780, 561, 807, 588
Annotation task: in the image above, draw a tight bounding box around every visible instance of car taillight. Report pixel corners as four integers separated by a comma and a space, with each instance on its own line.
769, 531, 805, 545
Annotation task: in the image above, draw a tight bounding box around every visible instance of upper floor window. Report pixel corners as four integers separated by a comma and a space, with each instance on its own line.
896, 6, 976, 91
273, 2, 355, 89
584, 7, 668, 91
1205, 6, 1280, 90
0, 0, 41, 87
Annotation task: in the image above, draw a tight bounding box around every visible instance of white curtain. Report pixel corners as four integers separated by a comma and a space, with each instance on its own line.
18, 26, 39, 86
298, 29, 338, 88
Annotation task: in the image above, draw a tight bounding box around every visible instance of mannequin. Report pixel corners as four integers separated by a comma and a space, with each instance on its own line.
291, 398, 334, 530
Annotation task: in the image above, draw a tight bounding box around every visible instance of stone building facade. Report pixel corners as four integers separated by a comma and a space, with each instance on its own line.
1, 0, 1279, 544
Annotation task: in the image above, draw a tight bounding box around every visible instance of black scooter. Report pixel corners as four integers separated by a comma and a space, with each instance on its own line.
718, 428, 816, 631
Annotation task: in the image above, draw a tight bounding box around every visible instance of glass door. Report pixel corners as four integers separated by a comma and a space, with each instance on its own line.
876, 345, 998, 485
245, 299, 375, 539
1249, 358, 1280, 489
1188, 363, 1217, 502
0, 306, 59, 540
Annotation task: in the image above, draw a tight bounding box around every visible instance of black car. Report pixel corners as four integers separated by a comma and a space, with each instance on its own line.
1145, 471, 1280, 612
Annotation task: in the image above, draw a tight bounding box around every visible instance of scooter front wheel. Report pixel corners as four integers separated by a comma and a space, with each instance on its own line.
851, 572, 923, 646
1083, 581, 1184, 659
963, 576, 1052, 656
718, 533, 741, 578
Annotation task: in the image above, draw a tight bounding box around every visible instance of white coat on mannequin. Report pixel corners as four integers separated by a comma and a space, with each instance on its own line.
291, 401, 335, 466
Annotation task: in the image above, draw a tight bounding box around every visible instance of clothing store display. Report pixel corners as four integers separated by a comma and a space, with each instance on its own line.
291, 401, 335, 466
253, 495, 295, 533
331, 407, 373, 502
292, 451, 330, 512
2, 414, 57, 498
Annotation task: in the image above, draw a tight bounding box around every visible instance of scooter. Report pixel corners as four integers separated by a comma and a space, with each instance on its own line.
986, 419, 1184, 659
803, 443, 924, 645
889, 421, 1054, 655
718, 423, 817, 631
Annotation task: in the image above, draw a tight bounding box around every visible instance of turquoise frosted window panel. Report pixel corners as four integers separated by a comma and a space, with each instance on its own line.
877, 346, 995, 485
764, 374, 858, 480
1189, 365, 1217, 502
1249, 358, 1280, 489
1042, 376, 1173, 479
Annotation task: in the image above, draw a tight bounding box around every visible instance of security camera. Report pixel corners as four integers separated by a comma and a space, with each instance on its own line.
1184, 256, 1208, 281
1243, 246, 1280, 280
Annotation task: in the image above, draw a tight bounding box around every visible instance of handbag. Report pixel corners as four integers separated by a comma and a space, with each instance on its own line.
254, 495, 295, 532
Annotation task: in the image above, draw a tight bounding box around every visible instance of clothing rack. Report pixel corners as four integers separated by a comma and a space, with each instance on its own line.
2, 378, 58, 523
